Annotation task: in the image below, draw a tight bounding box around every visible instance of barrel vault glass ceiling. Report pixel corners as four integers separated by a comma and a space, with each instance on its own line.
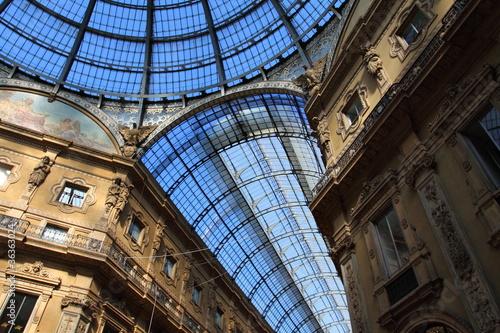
0, 0, 352, 332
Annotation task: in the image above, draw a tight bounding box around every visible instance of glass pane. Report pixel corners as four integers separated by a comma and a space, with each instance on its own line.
377, 209, 408, 276
128, 220, 143, 242
0, 165, 11, 186
0, 292, 38, 333
163, 257, 175, 277
401, 9, 429, 44
386, 209, 410, 265
42, 225, 67, 244
464, 105, 500, 187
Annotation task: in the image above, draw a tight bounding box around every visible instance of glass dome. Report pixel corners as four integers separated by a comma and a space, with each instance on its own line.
0, 0, 346, 100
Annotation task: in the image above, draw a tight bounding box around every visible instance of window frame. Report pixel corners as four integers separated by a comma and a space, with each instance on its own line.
336, 85, 368, 140
49, 177, 96, 214
459, 102, 500, 190
41, 224, 68, 244
123, 212, 150, 253
191, 283, 202, 305
163, 255, 177, 279
127, 215, 145, 243
215, 307, 224, 329
0, 292, 39, 333
344, 93, 364, 126
58, 183, 88, 207
388, 1, 436, 61
0, 156, 21, 192
395, 7, 430, 49
374, 208, 411, 277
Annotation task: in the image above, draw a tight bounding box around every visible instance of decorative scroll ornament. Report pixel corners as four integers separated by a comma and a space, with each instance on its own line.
331, 226, 355, 261
118, 123, 157, 158
292, 57, 327, 97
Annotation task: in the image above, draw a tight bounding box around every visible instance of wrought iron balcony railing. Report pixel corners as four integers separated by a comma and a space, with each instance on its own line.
0, 214, 204, 333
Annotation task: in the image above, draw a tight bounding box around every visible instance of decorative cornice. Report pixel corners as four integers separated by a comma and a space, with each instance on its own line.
429, 65, 497, 136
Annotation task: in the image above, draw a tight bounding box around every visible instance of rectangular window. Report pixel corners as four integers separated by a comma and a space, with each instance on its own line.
128, 217, 144, 243
42, 224, 67, 244
102, 325, 120, 333
192, 285, 202, 304
58, 184, 87, 207
344, 94, 363, 126
163, 256, 176, 278
462, 104, 500, 188
376, 209, 410, 276
0, 164, 12, 186
0, 292, 38, 333
215, 307, 223, 328
398, 8, 430, 47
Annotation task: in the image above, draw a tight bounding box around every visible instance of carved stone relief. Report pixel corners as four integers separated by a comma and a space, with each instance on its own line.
21, 156, 52, 203
311, 116, 332, 164
342, 256, 366, 332
418, 176, 500, 332
19, 261, 61, 282
362, 46, 390, 93
102, 177, 134, 230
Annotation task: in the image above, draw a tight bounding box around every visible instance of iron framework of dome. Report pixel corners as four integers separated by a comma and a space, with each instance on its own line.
0, 0, 345, 101
0, 0, 352, 332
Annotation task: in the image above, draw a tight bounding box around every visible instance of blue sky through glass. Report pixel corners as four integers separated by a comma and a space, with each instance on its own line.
0, 0, 346, 99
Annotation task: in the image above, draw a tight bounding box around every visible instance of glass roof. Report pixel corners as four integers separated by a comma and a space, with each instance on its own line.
0, 0, 345, 100
142, 94, 350, 332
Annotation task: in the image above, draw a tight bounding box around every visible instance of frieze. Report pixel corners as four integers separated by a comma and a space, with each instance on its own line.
7, 261, 62, 288
18, 261, 60, 281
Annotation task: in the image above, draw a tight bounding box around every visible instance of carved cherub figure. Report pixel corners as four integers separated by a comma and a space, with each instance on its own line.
118, 123, 157, 158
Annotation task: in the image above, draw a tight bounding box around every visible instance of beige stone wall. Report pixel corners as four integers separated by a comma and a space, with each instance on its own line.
0, 102, 271, 333
309, 0, 500, 332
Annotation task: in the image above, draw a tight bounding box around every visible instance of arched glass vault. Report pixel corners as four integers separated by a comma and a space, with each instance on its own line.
142, 93, 351, 332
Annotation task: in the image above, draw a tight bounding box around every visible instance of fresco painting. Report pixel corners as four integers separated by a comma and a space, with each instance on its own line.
0, 90, 116, 153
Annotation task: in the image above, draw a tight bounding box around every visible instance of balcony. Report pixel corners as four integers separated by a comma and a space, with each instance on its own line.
0, 214, 203, 333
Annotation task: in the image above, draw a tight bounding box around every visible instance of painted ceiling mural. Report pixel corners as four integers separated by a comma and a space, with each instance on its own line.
0, 90, 116, 153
